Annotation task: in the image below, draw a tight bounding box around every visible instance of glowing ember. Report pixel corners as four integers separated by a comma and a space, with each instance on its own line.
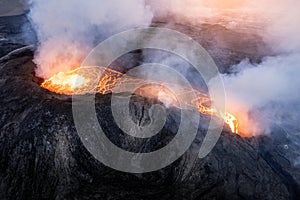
41, 66, 239, 133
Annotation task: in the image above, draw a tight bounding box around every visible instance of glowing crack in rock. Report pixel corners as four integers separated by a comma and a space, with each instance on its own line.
42, 66, 239, 134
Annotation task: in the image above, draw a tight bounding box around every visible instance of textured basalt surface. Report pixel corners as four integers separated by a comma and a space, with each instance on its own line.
1, 45, 299, 200
0, 14, 35, 58
0, 14, 299, 200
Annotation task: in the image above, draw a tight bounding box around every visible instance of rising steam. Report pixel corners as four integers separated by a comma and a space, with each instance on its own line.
146, 0, 300, 136
27, 0, 153, 78
28, 0, 300, 137
221, 0, 300, 136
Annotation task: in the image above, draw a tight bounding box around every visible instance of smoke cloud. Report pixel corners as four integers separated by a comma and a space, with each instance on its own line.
220, 0, 300, 135
28, 0, 300, 136
27, 0, 153, 78
223, 53, 300, 135
147, 0, 300, 136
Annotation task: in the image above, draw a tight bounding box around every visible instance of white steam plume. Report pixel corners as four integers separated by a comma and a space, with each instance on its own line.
27, 0, 153, 78
147, 0, 300, 136
28, 0, 300, 136
220, 0, 300, 135
224, 53, 300, 135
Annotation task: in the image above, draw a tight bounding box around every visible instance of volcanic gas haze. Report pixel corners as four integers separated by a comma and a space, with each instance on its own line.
27, 0, 153, 79
41, 66, 239, 133
28, 0, 300, 137
147, 0, 300, 136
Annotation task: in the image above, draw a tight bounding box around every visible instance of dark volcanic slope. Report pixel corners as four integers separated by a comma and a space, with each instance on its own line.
0, 46, 298, 200
1, 15, 299, 200
152, 22, 271, 73
0, 14, 36, 58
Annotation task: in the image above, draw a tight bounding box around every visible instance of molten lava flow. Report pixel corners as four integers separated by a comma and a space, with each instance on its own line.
41, 68, 90, 95
42, 66, 239, 133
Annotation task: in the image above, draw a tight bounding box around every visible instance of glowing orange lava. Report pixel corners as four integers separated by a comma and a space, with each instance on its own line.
42, 66, 239, 134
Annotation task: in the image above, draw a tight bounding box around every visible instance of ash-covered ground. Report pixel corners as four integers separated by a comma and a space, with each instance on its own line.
0, 12, 300, 200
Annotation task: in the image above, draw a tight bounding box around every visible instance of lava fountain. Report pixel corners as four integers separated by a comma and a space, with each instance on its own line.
41, 66, 239, 134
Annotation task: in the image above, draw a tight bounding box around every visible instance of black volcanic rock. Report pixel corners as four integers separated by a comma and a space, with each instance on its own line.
151, 22, 271, 73
0, 46, 298, 200
1, 14, 299, 200
0, 14, 36, 58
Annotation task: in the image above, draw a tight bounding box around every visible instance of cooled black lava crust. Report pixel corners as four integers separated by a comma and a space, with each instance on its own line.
0, 46, 299, 200
0, 14, 299, 200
